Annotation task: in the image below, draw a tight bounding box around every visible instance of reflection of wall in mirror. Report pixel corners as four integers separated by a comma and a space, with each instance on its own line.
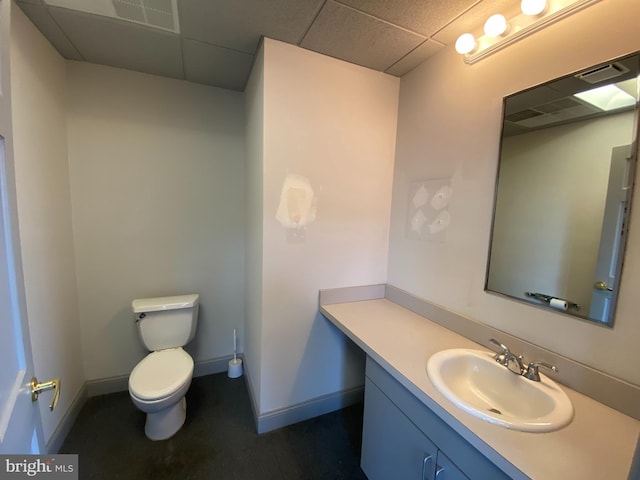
489, 110, 634, 315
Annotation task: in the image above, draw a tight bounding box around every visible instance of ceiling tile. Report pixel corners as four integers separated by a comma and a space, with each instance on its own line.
336, 0, 480, 37
432, 0, 519, 45
49, 7, 184, 80
385, 39, 444, 76
18, 0, 495, 92
179, 0, 325, 54
16, 2, 83, 60
182, 39, 254, 92
300, 1, 425, 72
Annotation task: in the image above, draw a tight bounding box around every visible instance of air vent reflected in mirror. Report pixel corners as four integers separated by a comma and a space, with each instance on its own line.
505, 97, 600, 129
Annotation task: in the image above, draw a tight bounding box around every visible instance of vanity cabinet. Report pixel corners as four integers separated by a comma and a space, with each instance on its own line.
362, 379, 467, 480
361, 357, 510, 480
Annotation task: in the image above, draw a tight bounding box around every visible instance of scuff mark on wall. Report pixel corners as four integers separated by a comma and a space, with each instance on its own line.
407, 178, 453, 242
276, 173, 317, 241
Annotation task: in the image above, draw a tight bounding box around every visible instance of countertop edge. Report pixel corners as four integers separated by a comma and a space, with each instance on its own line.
320, 304, 527, 479
320, 298, 640, 480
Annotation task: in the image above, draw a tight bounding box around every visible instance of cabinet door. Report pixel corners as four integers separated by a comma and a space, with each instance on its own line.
435, 451, 469, 480
362, 378, 438, 480
365, 357, 512, 480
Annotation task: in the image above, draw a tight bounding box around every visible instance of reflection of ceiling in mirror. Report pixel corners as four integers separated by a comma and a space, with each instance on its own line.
504, 83, 636, 132
504, 97, 600, 129
488, 53, 639, 327
574, 80, 637, 111
502, 54, 638, 136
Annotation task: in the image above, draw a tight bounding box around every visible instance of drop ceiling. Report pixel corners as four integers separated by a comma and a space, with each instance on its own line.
17, 0, 514, 92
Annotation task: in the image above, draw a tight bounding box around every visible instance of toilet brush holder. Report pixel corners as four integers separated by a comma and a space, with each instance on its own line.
228, 358, 243, 378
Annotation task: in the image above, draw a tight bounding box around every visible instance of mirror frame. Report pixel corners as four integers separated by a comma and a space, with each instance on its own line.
485, 51, 640, 327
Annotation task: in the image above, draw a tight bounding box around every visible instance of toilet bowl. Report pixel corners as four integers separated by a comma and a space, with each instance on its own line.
128, 294, 199, 440
129, 348, 194, 440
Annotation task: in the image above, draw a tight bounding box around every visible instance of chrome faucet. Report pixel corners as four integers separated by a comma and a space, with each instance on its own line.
523, 361, 558, 382
488, 338, 558, 381
489, 338, 524, 375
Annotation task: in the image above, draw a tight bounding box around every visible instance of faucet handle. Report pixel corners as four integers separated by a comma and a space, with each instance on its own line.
488, 339, 524, 374
489, 338, 510, 354
488, 338, 511, 361
524, 361, 558, 382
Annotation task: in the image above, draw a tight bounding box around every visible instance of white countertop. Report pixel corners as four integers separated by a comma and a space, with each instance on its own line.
321, 298, 640, 480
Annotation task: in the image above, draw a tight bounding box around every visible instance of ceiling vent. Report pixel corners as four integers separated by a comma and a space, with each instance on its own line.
44, 0, 179, 33
112, 0, 179, 33
575, 63, 630, 84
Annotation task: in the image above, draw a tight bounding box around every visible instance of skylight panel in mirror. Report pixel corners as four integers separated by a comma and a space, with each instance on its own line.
574, 83, 636, 111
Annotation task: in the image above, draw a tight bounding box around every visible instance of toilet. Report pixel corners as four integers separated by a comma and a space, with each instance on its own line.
128, 294, 199, 440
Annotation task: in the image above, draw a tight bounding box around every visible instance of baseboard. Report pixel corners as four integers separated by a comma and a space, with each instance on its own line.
240, 336, 366, 435
193, 355, 236, 378
86, 354, 237, 397
242, 361, 260, 433
46, 383, 87, 454
86, 375, 129, 397
256, 386, 364, 434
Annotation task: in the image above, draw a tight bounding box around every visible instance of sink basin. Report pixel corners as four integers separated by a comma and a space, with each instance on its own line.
427, 349, 573, 432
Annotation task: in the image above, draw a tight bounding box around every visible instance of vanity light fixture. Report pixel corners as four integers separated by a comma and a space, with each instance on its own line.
520, 0, 548, 16
455, 33, 477, 55
455, 0, 600, 64
484, 14, 509, 37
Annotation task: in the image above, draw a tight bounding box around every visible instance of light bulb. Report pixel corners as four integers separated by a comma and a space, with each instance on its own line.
455, 33, 476, 55
484, 14, 508, 37
521, 0, 547, 16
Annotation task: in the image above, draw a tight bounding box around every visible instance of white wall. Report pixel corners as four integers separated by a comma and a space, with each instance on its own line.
244, 44, 265, 407
66, 63, 246, 381
10, 6, 83, 444
248, 38, 399, 416
490, 112, 634, 313
388, 0, 640, 384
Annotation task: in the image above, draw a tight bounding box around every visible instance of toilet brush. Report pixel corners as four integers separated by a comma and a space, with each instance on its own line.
228, 328, 243, 378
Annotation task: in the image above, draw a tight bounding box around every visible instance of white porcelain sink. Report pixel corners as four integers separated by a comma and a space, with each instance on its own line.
427, 349, 573, 432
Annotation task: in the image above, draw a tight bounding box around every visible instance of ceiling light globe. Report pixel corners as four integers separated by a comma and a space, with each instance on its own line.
455, 33, 476, 55
521, 0, 547, 16
484, 14, 508, 37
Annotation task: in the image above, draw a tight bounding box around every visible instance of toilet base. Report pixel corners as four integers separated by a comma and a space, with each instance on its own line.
145, 397, 187, 441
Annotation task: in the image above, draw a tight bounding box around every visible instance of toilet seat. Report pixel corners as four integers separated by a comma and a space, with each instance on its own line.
129, 348, 193, 401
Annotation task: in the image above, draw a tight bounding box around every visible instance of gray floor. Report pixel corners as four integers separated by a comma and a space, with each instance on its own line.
60, 372, 367, 479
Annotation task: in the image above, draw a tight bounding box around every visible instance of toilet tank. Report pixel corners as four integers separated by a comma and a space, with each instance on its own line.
132, 294, 199, 351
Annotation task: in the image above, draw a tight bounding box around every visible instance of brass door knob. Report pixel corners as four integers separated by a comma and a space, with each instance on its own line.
594, 281, 613, 292
31, 377, 60, 411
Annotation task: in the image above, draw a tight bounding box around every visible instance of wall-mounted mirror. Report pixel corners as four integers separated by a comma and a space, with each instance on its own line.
486, 52, 639, 327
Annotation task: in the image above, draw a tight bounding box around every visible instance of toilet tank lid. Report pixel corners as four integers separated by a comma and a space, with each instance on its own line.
132, 294, 199, 313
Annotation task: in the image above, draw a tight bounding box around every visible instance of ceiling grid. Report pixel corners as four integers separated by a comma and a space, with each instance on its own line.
17, 0, 507, 91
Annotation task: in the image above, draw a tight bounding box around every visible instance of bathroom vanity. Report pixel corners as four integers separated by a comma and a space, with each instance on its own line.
362, 357, 508, 480
320, 296, 640, 480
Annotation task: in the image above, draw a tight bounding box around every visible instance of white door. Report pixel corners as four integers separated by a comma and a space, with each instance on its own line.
589, 145, 633, 322
0, 137, 44, 454
0, 0, 59, 454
